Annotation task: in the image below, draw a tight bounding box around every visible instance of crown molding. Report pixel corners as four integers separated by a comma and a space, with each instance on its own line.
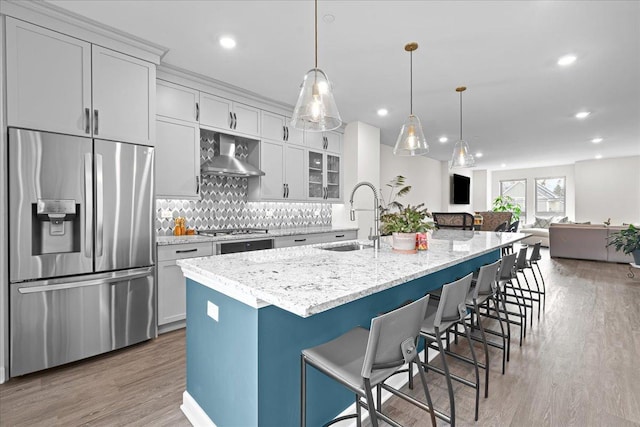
0, 0, 168, 64
157, 62, 295, 115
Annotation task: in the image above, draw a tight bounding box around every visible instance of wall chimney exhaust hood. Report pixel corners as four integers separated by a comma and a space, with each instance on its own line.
200, 133, 264, 177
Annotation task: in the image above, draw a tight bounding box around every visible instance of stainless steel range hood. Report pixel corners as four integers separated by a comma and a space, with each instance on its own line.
201, 133, 264, 177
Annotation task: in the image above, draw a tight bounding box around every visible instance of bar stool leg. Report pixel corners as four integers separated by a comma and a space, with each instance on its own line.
415, 353, 438, 427
363, 378, 379, 427
474, 299, 490, 397
301, 355, 307, 427
434, 328, 456, 427
462, 322, 480, 421
491, 294, 508, 373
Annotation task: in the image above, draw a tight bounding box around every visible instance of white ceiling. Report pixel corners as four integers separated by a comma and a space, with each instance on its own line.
49, 0, 640, 170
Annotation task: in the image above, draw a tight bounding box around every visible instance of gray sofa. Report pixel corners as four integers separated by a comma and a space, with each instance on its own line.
549, 224, 634, 263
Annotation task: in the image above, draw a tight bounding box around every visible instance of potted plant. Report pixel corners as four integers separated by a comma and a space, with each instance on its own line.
492, 195, 522, 222
379, 176, 434, 253
607, 224, 640, 265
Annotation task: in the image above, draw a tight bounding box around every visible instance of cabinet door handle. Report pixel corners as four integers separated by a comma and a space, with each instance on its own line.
283, 125, 287, 141
196, 102, 200, 121
229, 112, 234, 128
285, 126, 289, 141
195, 176, 200, 195
94, 109, 99, 135
283, 183, 287, 198
286, 183, 290, 198
335, 234, 345, 238
176, 248, 198, 254
294, 238, 307, 242
85, 108, 91, 134
233, 112, 238, 129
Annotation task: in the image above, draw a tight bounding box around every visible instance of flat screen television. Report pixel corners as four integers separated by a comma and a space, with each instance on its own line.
451, 174, 471, 204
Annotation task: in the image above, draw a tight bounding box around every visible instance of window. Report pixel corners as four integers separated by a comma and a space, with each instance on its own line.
535, 177, 565, 216
499, 179, 527, 223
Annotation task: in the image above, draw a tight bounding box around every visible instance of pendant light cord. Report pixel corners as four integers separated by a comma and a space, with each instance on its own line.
314, 0, 318, 68
459, 90, 463, 140
410, 50, 413, 115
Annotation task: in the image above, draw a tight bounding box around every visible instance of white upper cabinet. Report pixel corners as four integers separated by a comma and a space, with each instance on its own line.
249, 140, 305, 201
5, 17, 155, 146
286, 117, 304, 146
92, 46, 155, 146
6, 17, 91, 137
155, 117, 200, 199
259, 140, 285, 200
261, 111, 304, 146
305, 131, 342, 153
157, 80, 199, 123
200, 92, 260, 138
261, 111, 287, 142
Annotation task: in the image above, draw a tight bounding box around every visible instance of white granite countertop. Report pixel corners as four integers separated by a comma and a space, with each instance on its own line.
177, 230, 528, 318
156, 226, 358, 246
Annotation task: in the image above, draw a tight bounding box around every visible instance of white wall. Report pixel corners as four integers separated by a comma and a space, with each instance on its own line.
379, 145, 442, 213
491, 164, 576, 224
574, 156, 640, 225
332, 122, 380, 239
472, 169, 491, 212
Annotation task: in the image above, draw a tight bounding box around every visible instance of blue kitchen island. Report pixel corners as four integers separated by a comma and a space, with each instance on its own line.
177, 230, 526, 427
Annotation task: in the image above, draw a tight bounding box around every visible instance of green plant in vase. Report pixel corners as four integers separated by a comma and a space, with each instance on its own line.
379, 176, 434, 253
607, 224, 640, 264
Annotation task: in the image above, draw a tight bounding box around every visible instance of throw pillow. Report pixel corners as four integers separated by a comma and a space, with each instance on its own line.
533, 216, 553, 229
552, 216, 569, 224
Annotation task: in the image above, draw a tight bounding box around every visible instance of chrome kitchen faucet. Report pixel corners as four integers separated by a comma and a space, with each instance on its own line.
349, 182, 380, 251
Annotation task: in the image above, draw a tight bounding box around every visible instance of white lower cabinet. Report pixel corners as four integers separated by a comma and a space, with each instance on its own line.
157, 242, 214, 332
274, 230, 357, 248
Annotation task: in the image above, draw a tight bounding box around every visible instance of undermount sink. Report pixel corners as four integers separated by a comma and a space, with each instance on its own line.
320, 242, 374, 252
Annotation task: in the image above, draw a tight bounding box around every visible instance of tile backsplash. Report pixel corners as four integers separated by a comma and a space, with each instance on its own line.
155, 129, 332, 235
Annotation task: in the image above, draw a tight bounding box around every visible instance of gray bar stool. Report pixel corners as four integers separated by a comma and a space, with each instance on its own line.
301, 294, 437, 427
525, 241, 546, 311
417, 273, 475, 426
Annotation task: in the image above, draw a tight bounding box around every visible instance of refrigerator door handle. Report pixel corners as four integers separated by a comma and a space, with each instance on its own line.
95, 153, 104, 257
84, 153, 93, 258
17, 267, 154, 294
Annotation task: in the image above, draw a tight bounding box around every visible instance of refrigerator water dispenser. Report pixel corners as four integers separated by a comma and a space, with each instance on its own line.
32, 199, 80, 255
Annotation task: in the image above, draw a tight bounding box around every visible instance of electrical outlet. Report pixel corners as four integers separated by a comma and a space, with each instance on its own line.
161, 209, 173, 219
207, 301, 219, 321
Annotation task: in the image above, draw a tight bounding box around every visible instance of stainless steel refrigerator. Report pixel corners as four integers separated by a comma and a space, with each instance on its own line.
8, 128, 155, 377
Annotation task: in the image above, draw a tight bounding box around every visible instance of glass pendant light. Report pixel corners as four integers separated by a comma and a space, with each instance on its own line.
394, 42, 429, 156
291, 0, 342, 132
450, 86, 475, 168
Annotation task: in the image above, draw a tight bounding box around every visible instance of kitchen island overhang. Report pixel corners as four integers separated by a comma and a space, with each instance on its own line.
178, 230, 527, 426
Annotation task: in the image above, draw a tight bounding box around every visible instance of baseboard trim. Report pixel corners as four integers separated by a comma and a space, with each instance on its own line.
181, 391, 216, 427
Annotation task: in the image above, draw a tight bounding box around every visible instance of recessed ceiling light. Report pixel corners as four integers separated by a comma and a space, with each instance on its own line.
501, 163, 506, 168
439, 136, 448, 143
475, 152, 483, 158
595, 154, 603, 159
591, 137, 603, 143
557, 54, 577, 66
377, 108, 388, 117
575, 111, 591, 119
219, 36, 236, 49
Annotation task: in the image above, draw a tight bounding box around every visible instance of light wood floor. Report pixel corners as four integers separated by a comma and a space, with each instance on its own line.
1, 251, 639, 426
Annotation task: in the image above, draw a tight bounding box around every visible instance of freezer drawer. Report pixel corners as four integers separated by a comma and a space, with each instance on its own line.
10, 267, 155, 376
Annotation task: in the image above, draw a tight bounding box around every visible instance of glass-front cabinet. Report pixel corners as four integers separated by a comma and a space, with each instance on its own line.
307, 150, 341, 201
